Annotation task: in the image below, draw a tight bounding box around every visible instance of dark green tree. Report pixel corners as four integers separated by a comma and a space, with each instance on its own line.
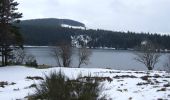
0, 0, 23, 66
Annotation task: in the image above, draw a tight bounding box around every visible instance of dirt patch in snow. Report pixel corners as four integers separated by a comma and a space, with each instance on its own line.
0, 81, 16, 88
78, 76, 113, 82
113, 75, 137, 79
26, 76, 44, 80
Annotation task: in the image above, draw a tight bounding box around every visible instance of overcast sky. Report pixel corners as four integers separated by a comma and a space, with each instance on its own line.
16, 0, 170, 34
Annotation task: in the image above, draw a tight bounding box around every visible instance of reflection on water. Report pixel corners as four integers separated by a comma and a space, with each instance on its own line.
25, 47, 169, 71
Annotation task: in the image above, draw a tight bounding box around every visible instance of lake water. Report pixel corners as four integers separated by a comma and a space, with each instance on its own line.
25, 47, 169, 71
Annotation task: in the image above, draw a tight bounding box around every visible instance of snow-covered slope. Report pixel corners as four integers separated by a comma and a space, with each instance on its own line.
61, 24, 86, 29
0, 66, 170, 100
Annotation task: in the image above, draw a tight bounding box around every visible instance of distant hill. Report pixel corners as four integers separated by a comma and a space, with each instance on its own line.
15, 18, 170, 49
19, 18, 85, 28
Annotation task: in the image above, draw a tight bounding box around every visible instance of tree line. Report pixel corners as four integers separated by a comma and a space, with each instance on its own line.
19, 24, 170, 49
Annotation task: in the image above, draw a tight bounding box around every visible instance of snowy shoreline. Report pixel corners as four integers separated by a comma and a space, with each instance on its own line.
0, 66, 170, 100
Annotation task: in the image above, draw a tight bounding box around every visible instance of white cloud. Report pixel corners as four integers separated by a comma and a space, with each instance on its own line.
16, 0, 170, 34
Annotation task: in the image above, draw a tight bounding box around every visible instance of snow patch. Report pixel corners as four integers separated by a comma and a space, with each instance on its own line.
61, 24, 85, 30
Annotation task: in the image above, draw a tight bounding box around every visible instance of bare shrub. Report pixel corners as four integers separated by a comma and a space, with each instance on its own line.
51, 47, 62, 67
53, 42, 72, 67
134, 41, 161, 70
78, 47, 91, 68
7, 47, 39, 67
163, 56, 170, 73
24, 54, 38, 67
10, 48, 26, 65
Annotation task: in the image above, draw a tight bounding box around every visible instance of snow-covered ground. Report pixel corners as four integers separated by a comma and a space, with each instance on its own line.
0, 66, 170, 100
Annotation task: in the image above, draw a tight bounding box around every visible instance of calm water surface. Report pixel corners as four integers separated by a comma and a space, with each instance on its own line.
25, 47, 169, 71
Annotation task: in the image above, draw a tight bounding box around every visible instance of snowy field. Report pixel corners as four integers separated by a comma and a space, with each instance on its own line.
0, 66, 170, 100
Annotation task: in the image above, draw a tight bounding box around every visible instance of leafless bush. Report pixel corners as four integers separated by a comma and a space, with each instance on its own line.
24, 54, 38, 67
134, 41, 161, 70
52, 47, 62, 67
9, 48, 38, 67
164, 56, 170, 73
10, 48, 26, 65
78, 47, 91, 68
53, 42, 72, 67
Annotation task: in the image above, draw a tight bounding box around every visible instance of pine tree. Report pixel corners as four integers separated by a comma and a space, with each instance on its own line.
0, 0, 22, 66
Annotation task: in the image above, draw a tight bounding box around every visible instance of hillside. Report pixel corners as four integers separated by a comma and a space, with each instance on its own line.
19, 18, 85, 27
16, 18, 170, 49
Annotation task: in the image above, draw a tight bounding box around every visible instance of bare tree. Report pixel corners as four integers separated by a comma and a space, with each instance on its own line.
53, 42, 72, 67
77, 47, 91, 68
10, 48, 26, 65
134, 41, 161, 70
164, 55, 170, 73
52, 47, 62, 67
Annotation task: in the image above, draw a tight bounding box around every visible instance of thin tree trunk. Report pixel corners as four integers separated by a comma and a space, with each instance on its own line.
4, 46, 8, 66
55, 52, 61, 67
1, 47, 5, 66
78, 60, 82, 68
5, 53, 8, 66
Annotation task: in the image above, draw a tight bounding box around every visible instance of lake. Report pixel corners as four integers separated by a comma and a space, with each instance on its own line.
25, 47, 169, 71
